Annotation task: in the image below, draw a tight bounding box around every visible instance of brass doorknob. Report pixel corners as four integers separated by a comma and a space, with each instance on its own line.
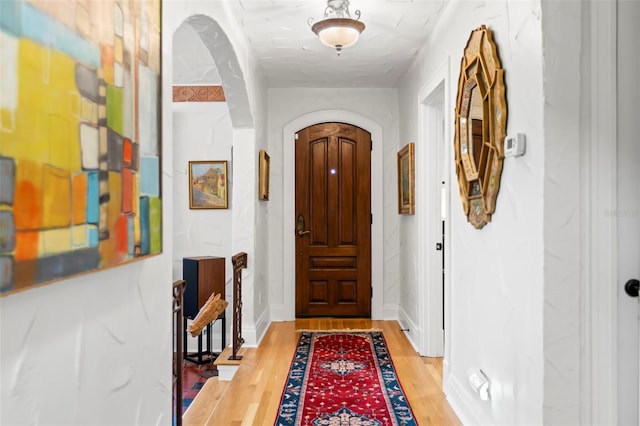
296, 214, 311, 237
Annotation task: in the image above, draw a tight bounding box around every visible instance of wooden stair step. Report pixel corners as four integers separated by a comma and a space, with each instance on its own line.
213, 347, 243, 366
183, 378, 228, 426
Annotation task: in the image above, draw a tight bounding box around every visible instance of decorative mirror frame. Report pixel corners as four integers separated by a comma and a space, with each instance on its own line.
453, 25, 507, 229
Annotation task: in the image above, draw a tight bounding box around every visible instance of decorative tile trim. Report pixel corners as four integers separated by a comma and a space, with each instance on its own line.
172, 85, 225, 102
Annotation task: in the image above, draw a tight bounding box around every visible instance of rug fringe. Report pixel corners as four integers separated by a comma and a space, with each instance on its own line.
295, 328, 383, 332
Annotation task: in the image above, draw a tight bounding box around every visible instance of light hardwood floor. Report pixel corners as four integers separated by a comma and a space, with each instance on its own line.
183, 319, 461, 425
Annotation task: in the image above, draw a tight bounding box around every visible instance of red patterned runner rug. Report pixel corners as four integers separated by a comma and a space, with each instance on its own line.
275, 331, 417, 425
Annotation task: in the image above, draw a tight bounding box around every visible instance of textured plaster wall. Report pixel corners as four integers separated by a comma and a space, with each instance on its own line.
172, 102, 233, 276
251, 80, 270, 340
0, 3, 266, 425
539, 3, 582, 424
398, 1, 544, 425
173, 22, 221, 85
172, 102, 234, 347
0, 256, 174, 425
0, 39, 175, 426
164, 1, 267, 346
266, 88, 400, 320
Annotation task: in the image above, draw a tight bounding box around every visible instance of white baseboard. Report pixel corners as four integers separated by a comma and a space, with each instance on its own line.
445, 373, 495, 426
241, 324, 258, 348
383, 303, 399, 320
217, 365, 239, 381
443, 358, 452, 394
269, 304, 286, 321
397, 306, 420, 353
254, 307, 270, 346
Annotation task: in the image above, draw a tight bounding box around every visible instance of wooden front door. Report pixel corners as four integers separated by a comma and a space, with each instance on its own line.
295, 122, 372, 317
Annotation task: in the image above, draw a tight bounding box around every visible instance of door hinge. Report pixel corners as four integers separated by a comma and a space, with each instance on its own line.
295, 133, 299, 140
370, 213, 373, 224
370, 138, 373, 151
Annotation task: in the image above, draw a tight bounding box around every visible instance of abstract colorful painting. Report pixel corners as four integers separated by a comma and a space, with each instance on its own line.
0, 0, 162, 294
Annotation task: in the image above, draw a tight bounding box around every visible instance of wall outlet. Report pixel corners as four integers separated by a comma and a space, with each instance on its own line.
467, 367, 491, 401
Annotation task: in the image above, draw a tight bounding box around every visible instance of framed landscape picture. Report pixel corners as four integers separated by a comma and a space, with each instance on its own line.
397, 142, 415, 215
189, 161, 228, 209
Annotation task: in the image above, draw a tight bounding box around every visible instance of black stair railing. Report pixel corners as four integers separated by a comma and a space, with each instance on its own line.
173, 280, 186, 426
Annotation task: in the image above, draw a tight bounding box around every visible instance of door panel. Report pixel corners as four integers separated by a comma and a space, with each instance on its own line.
296, 123, 371, 317
617, 0, 640, 422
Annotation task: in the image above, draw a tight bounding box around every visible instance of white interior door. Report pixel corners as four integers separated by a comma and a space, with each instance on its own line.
419, 69, 448, 357
617, 1, 640, 423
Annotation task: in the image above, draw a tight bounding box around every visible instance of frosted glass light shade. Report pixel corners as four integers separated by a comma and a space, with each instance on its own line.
312, 18, 365, 49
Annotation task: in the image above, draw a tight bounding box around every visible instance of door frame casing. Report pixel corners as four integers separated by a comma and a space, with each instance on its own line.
615, 1, 640, 421
282, 111, 384, 320
417, 58, 450, 358
580, 1, 618, 424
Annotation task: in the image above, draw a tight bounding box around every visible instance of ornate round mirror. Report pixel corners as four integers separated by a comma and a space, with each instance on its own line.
454, 25, 507, 229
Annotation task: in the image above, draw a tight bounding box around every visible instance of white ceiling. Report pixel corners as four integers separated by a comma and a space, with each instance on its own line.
173, 0, 450, 88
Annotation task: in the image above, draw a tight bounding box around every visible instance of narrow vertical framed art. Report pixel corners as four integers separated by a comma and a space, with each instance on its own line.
397, 142, 415, 215
258, 150, 270, 201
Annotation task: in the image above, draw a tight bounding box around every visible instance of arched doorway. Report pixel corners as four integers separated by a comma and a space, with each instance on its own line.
283, 110, 384, 320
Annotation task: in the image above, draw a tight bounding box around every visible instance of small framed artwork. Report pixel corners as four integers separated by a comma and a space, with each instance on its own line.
258, 150, 270, 201
397, 142, 415, 215
188, 160, 228, 209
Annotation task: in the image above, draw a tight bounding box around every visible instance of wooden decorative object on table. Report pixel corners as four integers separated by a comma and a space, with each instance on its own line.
188, 292, 228, 337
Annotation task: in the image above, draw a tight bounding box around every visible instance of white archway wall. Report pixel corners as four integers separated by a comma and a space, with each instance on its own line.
171, 102, 234, 283
266, 89, 401, 321
184, 15, 253, 129
164, 3, 267, 346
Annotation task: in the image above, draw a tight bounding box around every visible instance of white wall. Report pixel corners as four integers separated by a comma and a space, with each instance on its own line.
172, 102, 234, 349
0, 256, 173, 425
0, 53, 175, 426
164, 1, 268, 347
0, 2, 267, 425
251, 77, 270, 341
266, 88, 400, 321
398, 2, 544, 425
172, 102, 234, 279
1, 1, 603, 423
539, 2, 582, 424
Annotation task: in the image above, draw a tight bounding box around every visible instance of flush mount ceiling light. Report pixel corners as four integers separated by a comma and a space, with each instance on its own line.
309, 0, 365, 55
